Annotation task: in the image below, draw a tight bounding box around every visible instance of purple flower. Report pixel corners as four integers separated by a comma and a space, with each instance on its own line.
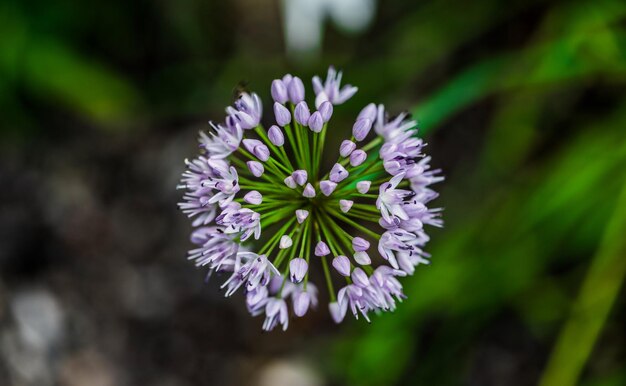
178, 68, 443, 331
262, 298, 289, 331
314, 241, 330, 257
268, 125, 285, 146
227, 92, 262, 130
289, 258, 308, 283
274, 102, 292, 126
222, 252, 278, 296
329, 163, 349, 183
312, 66, 358, 108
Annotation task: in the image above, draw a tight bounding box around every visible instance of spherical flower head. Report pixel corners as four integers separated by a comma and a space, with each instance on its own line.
178, 66, 443, 330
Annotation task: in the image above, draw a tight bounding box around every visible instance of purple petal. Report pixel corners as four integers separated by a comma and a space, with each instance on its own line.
339, 140, 356, 157
294, 101, 311, 126
329, 163, 349, 183
289, 258, 308, 283
332, 255, 351, 276
274, 102, 292, 126
320, 180, 337, 196
350, 150, 367, 167
339, 199, 353, 213
352, 118, 373, 141
352, 237, 370, 252
268, 125, 285, 146
314, 241, 330, 256
247, 161, 264, 177
308, 111, 324, 133
243, 190, 263, 205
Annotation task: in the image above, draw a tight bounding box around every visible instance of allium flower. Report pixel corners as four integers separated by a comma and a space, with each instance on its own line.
178, 67, 443, 330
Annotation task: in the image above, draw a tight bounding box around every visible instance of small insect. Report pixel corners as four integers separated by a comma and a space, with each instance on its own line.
232, 81, 250, 101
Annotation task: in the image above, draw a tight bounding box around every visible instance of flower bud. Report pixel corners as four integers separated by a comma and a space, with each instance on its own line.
350, 149, 367, 167
308, 111, 324, 133
302, 183, 316, 198
279, 235, 293, 249
293, 292, 311, 317
268, 125, 285, 146
352, 118, 373, 141
274, 102, 291, 126
246, 161, 264, 177
294, 101, 311, 126
242, 139, 270, 161
320, 180, 337, 196
329, 163, 349, 183
352, 237, 370, 252
296, 209, 309, 223
314, 241, 330, 257
356, 180, 371, 194
339, 199, 353, 213
319, 101, 333, 122
284, 176, 297, 189
354, 251, 371, 265
351, 267, 370, 287
287, 76, 305, 104
292, 170, 308, 186
332, 255, 351, 276
339, 140, 356, 157
329, 302, 346, 323
289, 257, 308, 283
271, 79, 288, 103
243, 190, 263, 205
357, 103, 377, 121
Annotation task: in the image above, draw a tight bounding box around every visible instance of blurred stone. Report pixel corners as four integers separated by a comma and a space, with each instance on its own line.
59, 350, 117, 386
11, 288, 64, 353
255, 359, 322, 386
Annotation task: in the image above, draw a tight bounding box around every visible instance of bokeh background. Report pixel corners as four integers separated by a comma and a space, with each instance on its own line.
1, 0, 625, 385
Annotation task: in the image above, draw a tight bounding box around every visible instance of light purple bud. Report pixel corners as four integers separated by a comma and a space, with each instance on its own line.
350, 149, 367, 167
243, 139, 270, 161
284, 176, 297, 189
339, 140, 356, 157
268, 125, 285, 146
329, 163, 349, 183
243, 190, 263, 205
274, 102, 292, 126
302, 183, 316, 198
339, 199, 353, 213
308, 112, 324, 133
294, 101, 311, 126
296, 209, 309, 223
354, 251, 371, 265
319, 101, 333, 122
352, 237, 370, 252
289, 257, 308, 283
320, 180, 337, 196
332, 255, 351, 276
292, 170, 308, 186
357, 103, 377, 121
271, 79, 288, 103
293, 292, 311, 317
351, 267, 370, 287
279, 235, 293, 249
287, 76, 305, 104
356, 180, 371, 194
352, 118, 373, 141
329, 302, 345, 324
247, 161, 264, 177
314, 241, 330, 257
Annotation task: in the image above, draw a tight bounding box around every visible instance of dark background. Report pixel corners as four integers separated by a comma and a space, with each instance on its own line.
1, 0, 625, 385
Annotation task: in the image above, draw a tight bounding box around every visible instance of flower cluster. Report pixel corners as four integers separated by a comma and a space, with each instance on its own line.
178, 67, 443, 331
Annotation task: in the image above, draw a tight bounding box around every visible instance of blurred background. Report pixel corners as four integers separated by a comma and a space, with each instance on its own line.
1, 0, 625, 385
